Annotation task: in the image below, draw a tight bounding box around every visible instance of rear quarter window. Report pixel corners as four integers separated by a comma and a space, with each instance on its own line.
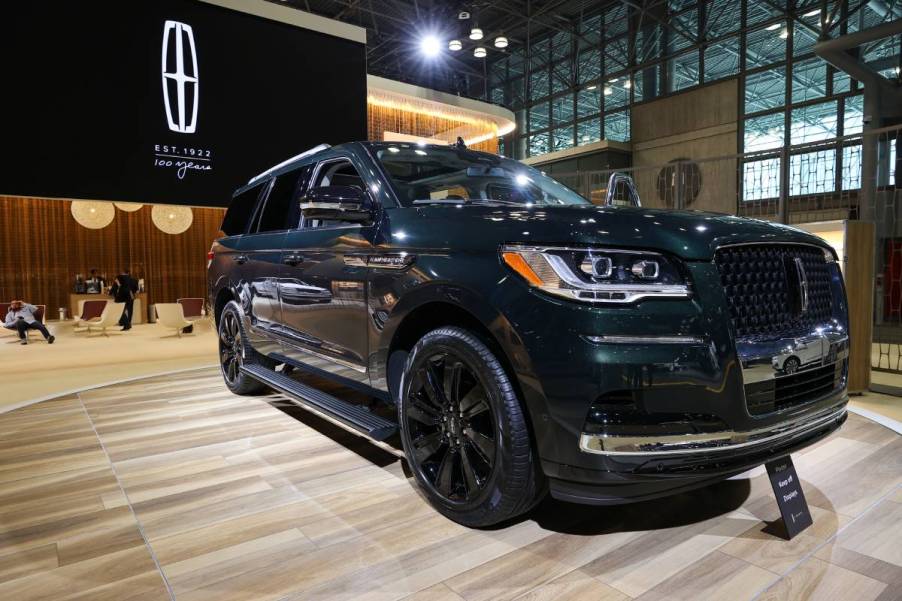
221, 185, 263, 236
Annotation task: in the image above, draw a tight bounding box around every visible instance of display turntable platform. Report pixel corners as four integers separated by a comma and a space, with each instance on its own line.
0, 367, 900, 601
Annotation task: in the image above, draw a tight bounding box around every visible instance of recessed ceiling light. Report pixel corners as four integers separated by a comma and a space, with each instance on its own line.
420, 35, 441, 57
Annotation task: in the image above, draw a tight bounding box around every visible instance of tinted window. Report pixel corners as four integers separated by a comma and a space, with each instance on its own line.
255, 165, 313, 232
221, 184, 263, 236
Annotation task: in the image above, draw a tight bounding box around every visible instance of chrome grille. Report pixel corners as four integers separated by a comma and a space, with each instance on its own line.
714, 244, 833, 339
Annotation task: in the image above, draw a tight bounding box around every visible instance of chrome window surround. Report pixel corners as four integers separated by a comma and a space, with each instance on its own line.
579, 405, 846, 456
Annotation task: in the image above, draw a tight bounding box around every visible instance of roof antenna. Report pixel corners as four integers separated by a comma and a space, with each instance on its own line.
455, 136, 467, 149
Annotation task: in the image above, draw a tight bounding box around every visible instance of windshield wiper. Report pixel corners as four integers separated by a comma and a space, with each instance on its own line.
411, 198, 536, 207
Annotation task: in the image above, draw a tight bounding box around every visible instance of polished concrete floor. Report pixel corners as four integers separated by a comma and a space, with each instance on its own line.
0, 367, 900, 601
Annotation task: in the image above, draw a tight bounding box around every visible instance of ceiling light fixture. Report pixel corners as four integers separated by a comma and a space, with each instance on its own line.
803, 9, 820, 17
604, 86, 613, 95
586, 84, 597, 90
420, 35, 441, 57
766, 23, 781, 31
448, 39, 462, 51
494, 35, 508, 48
474, 46, 487, 58
779, 28, 789, 39
623, 79, 632, 89
470, 27, 483, 40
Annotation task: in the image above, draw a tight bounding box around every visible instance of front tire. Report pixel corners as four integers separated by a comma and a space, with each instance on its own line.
783, 356, 801, 374
398, 326, 544, 527
218, 300, 273, 395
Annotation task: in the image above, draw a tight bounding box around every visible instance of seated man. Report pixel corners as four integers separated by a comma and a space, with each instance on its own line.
4, 300, 54, 345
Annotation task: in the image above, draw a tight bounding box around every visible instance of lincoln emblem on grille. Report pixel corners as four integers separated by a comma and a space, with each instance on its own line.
161, 20, 199, 134
793, 257, 809, 314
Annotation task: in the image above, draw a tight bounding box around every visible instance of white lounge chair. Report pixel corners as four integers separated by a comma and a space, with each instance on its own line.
87, 302, 125, 336
155, 303, 193, 337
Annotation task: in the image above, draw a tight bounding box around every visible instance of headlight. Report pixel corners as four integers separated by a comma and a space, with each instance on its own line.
501, 245, 690, 304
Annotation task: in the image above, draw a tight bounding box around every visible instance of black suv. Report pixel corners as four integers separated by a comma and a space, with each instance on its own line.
208, 141, 849, 526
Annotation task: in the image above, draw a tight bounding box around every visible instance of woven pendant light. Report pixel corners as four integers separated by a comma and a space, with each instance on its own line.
114, 202, 143, 212
151, 204, 193, 234
71, 201, 115, 229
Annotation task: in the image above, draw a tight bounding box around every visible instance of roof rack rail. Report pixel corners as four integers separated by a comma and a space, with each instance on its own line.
248, 143, 331, 184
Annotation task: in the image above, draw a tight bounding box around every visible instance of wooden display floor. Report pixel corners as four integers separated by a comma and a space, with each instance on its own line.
0, 367, 900, 601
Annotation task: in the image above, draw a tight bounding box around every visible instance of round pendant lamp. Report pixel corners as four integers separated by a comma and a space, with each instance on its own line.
151, 205, 193, 234
71, 201, 115, 229
114, 202, 143, 212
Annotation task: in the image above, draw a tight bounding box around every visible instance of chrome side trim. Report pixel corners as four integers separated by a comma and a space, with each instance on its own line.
582, 335, 706, 345
579, 405, 846, 456
248, 143, 330, 184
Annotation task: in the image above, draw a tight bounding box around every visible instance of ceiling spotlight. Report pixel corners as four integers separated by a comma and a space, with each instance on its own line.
474, 46, 487, 58
470, 27, 483, 40
494, 36, 508, 48
608, 77, 618, 83
420, 35, 441, 57
448, 39, 462, 51
603, 86, 613, 95
803, 9, 820, 17
458, 11, 470, 20
766, 23, 781, 31
586, 84, 597, 90
623, 79, 632, 89
779, 28, 789, 39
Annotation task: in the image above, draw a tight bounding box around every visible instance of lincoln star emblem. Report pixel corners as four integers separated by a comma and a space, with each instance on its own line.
161, 20, 199, 134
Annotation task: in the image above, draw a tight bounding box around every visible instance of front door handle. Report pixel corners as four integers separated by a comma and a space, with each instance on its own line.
233, 254, 249, 265
282, 254, 303, 266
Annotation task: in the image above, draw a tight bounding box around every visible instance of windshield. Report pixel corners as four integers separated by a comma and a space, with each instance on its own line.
372, 144, 591, 208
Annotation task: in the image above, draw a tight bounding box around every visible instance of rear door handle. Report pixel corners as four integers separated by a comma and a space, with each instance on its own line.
282, 254, 303, 266
233, 254, 249, 265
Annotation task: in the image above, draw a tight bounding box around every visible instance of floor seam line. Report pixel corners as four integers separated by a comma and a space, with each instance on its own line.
748, 481, 902, 601
76, 391, 179, 601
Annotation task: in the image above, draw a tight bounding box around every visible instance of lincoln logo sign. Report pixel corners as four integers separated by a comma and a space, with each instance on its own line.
161, 20, 199, 134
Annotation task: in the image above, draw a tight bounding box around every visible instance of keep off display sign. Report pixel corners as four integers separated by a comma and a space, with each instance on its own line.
765, 455, 814, 539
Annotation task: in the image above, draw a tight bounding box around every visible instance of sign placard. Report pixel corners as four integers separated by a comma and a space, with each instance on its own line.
765, 455, 813, 539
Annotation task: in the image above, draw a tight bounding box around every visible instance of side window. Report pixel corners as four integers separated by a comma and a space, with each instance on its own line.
254, 165, 313, 233
221, 184, 263, 236
303, 159, 365, 229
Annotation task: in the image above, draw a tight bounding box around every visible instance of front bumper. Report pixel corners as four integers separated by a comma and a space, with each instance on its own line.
494, 257, 849, 504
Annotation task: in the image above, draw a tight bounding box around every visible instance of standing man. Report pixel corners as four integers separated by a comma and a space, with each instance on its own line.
85, 269, 105, 294
4, 300, 54, 345
111, 270, 139, 331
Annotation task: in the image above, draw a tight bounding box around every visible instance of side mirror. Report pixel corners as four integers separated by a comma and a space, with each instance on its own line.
300, 185, 373, 224
605, 173, 642, 207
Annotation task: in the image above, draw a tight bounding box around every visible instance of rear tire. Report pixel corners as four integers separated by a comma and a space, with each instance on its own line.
218, 300, 274, 395
398, 326, 545, 527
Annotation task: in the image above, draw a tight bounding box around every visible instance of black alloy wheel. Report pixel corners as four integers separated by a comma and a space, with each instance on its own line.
219, 309, 243, 386
399, 326, 544, 527
218, 301, 270, 395
404, 351, 497, 503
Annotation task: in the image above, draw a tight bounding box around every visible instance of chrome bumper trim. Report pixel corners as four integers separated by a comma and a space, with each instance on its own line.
579, 405, 846, 456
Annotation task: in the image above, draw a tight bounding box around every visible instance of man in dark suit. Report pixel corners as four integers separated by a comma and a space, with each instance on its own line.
111, 270, 139, 331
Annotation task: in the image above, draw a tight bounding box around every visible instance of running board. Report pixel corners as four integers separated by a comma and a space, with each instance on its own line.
239, 364, 398, 441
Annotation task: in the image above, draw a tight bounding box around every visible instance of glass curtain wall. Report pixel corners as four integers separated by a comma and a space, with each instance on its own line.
485, 0, 895, 169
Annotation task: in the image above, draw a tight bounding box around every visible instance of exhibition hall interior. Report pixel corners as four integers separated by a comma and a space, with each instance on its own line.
1, 1, 901, 600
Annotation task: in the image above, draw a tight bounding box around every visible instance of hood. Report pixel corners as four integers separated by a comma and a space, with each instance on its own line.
386, 204, 831, 260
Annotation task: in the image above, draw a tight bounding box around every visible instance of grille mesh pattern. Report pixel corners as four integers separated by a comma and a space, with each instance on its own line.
715, 245, 833, 339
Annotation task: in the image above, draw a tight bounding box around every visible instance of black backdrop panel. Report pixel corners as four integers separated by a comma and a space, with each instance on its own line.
1, 1, 367, 207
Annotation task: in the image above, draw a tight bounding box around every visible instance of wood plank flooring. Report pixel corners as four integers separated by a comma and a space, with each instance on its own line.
0, 367, 900, 601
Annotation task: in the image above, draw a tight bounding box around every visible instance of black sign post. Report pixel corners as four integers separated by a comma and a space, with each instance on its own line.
765, 455, 813, 539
